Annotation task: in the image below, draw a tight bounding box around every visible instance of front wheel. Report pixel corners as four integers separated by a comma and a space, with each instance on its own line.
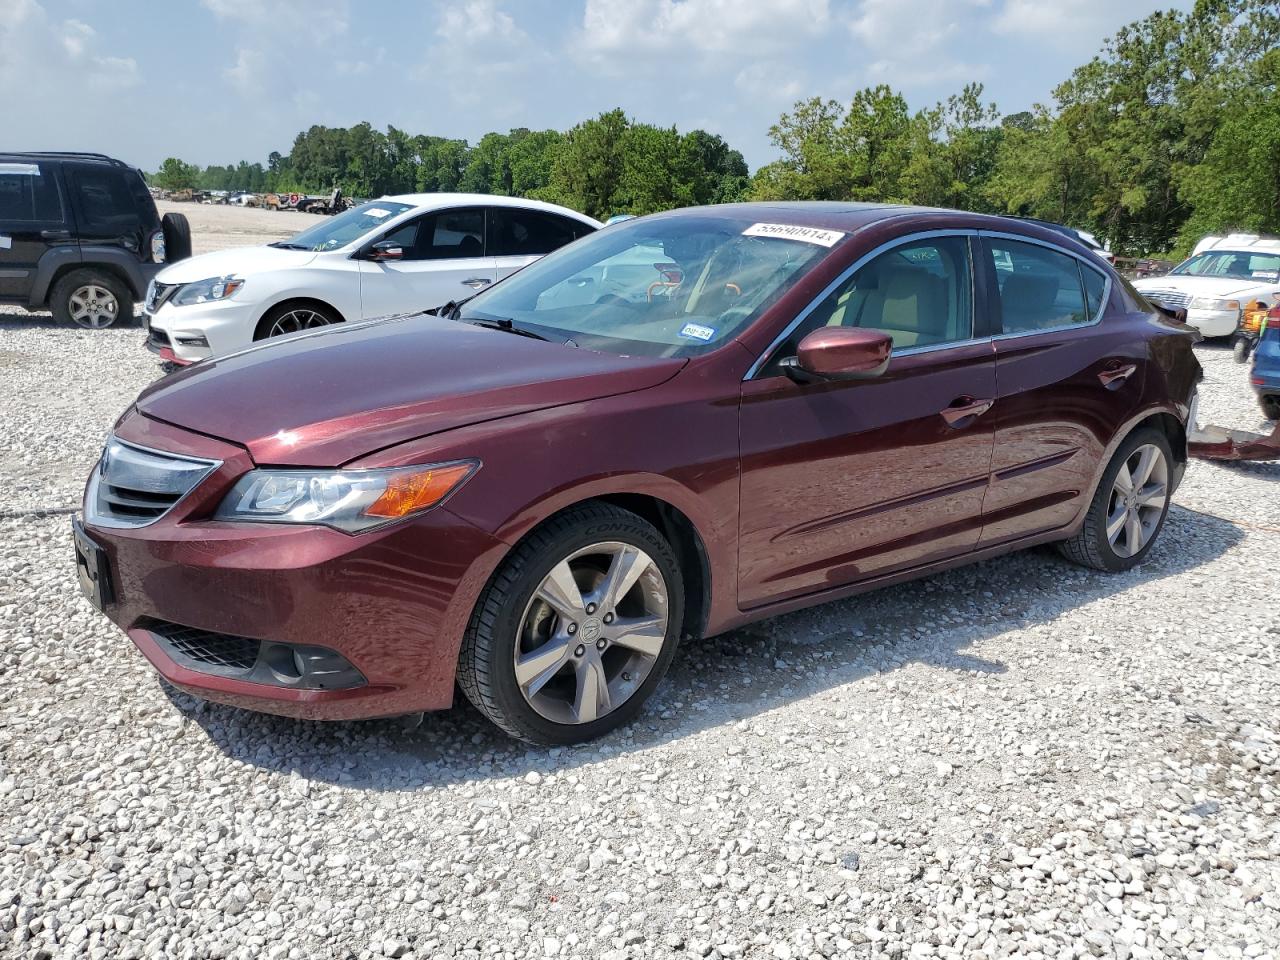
1058, 428, 1173, 572
254, 301, 341, 340
457, 503, 684, 744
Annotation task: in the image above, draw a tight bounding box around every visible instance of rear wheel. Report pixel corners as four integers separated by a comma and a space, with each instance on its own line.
457, 503, 684, 744
254, 301, 342, 340
50, 269, 132, 329
1058, 428, 1173, 572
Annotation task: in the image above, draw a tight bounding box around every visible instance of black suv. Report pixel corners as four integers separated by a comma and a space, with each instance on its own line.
0, 152, 191, 328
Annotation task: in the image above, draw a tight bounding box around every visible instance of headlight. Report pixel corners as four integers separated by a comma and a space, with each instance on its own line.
172, 276, 245, 306
214, 461, 477, 533
1189, 297, 1240, 312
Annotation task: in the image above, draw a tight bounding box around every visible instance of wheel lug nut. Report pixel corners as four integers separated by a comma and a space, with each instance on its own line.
603, 612, 614, 624
567, 623, 577, 635
596, 638, 607, 651
586, 603, 597, 615
574, 644, 586, 658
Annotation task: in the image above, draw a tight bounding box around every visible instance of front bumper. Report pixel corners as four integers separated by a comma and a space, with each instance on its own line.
1183, 307, 1240, 339
80, 413, 508, 720
146, 296, 259, 363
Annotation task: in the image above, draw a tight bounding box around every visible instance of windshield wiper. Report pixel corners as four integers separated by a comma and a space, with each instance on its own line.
461, 316, 551, 342
269, 241, 309, 250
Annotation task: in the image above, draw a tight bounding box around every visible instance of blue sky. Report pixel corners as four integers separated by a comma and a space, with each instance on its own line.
3, 0, 1193, 172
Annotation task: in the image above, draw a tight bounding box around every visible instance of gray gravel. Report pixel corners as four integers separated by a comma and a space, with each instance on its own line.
2, 303, 1278, 960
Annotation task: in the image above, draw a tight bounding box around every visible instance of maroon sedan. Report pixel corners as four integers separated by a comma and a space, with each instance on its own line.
73, 204, 1200, 743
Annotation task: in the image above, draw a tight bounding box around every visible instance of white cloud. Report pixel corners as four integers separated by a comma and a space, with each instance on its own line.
734, 61, 805, 106
992, 0, 1122, 43
846, 0, 987, 89
579, 0, 831, 63
424, 0, 546, 114
0, 2, 138, 93
224, 46, 264, 94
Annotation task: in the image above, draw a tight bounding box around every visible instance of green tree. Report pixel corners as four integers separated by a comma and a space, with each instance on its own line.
153, 157, 200, 191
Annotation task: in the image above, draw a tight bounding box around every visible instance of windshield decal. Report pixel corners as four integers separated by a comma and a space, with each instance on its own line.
679, 322, 716, 341
742, 222, 845, 247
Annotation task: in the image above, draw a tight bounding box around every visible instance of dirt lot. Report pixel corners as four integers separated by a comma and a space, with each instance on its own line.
155, 200, 301, 256
1, 209, 1277, 959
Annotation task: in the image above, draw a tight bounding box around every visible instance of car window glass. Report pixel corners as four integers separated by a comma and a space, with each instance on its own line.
1082, 264, 1107, 318
990, 239, 1087, 334
0, 163, 63, 222
381, 220, 422, 258
490, 209, 585, 257
759, 236, 973, 376
420, 209, 485, 260
72, 168, 137, 231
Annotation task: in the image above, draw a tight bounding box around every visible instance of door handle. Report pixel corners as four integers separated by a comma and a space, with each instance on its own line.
41, 229, 71, 241
940, 396, 994, 427
1098, 362, 1137, 389
461, 277, 492, 289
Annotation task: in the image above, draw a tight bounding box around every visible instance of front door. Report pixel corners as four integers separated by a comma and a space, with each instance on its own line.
738, 234, 997, 608
358, 206, 497, 318
0, 160, 70, 303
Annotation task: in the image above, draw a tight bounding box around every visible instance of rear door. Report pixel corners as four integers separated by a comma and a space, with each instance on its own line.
357, 206, 496, 317
0, 160, 71, 303
978, 233, 1144, 545
488, 207, 594, 281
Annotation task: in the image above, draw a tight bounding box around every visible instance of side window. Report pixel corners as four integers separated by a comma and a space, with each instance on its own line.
759, 236, 973, 377
418, 209, 485, 260
489, 209, 583, 257
71, 167, 137, 231
1081, 264, 1107, 319
0, 162, 64, 222
380, 219, 422, 258
989, 239, 1087, 334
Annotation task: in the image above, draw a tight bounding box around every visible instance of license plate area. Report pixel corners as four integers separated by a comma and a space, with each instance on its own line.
71, 518, 114, 610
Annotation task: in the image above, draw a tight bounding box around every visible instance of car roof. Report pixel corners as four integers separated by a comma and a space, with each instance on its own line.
0, 151, 134, 169
382, 192, 602, 226
642, 201, 1102, 253
1193, 234, 1280, 255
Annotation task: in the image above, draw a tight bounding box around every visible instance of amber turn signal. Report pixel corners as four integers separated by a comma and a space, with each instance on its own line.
364, 462, 476, 518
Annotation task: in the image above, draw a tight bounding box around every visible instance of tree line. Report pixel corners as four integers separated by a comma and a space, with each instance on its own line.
150, 0, 1278, 256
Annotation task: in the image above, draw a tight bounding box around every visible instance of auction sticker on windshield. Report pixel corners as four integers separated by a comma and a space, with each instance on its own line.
365, 208, 393, 219
743, 223, 845, 247
679, 322, 716, 341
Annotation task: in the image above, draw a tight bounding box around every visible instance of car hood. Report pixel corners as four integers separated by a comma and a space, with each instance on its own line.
134, 314, 686, 466
155, 245, 319, 284
1133, 275, 1274, 299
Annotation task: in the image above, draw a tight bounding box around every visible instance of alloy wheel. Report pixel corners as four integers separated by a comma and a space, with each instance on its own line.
1105, 443, 1168, 558
68, 284, 120, 329
267, 309, 332, 337
514, 542, 669, 725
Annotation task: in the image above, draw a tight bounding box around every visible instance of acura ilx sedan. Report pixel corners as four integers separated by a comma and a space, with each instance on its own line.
75, 203, 1201, 743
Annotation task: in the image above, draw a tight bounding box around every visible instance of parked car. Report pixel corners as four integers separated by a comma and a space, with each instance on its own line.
1133, 234, 1280, 338
0, 152, 191, 327
74, 204, 1200, 743
143, 193, 600, 365
1251, 304, 1280, 420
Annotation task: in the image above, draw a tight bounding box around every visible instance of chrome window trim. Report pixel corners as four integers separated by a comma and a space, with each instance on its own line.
84, 437, 222, 529
743, 228, 980, 380
979, 229, 1112, 337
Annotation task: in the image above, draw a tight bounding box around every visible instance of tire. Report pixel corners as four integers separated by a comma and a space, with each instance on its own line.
162, 213, 192, 263
457, 502, 684, 744
253, 301, 342, 340
1262, 396, 1280, 422
50, 268, 132, 329
1232, 338, 1250, 363
1058, 428, 1173, 572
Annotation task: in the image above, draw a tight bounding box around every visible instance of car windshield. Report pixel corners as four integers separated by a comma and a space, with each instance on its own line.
458, 214, 838, 357
276, 200, 413, 252
1170, 250, 1280, 282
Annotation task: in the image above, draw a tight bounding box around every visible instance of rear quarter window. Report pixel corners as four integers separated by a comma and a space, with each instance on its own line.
1082, 265, 1107, 318
71, 167, 141, 232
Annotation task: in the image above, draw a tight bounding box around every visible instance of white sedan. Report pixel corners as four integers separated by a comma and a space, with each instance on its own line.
144, 194, 600, 364
1133, 236, 1280, 338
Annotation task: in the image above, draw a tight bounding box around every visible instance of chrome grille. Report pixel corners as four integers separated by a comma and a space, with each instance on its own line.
85, 437, 220, 528
1141, 288, 1191, 309
145, 280, 178, 314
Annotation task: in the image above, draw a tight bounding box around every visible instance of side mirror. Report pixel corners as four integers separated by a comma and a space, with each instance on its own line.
367, 240, 404, 262
781, 328, 892, 383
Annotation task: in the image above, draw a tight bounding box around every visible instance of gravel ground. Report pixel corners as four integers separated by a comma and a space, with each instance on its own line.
1, 224, 1278, 960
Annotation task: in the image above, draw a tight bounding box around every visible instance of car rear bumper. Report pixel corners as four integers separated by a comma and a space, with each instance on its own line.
81, 414, 509, 720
